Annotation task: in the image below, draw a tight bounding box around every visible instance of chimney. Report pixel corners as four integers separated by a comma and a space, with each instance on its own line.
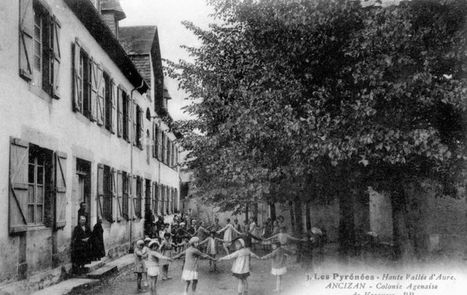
99, 0, 126, 38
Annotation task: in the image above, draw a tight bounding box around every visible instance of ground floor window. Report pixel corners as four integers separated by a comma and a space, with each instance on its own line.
27, 145, 51, 225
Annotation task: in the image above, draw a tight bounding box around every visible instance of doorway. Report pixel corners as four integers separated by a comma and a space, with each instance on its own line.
74, 158, 91, 227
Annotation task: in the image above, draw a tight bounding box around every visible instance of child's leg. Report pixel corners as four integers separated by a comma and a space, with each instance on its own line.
243, 278, 249, 295
237, 278, 243, 295
166, 264, 172, 279
274, 275, 280, 291
184, 280, 191, 294
223, 243, 230, 255
192, 279, 198, 292
136, 273, 142, 290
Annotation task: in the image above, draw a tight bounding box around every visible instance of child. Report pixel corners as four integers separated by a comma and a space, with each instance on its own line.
261, 241, 295, 293
158, 232, 175, 280
264, 226, 305, 247
218, 238, 261, 295
173, 237, 216, 295
134, 240, 149, 292
217, 218, 242, 255
146, 240, 173, 295
199, 231, 225, 272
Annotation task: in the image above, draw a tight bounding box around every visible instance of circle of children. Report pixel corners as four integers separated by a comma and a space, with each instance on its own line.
136, 213, 325, 295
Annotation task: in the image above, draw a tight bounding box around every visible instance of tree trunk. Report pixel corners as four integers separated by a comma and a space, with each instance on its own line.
270, 202, 276, 221
338, 188, 356, 261
245, 203, 249, 222
294, 198, 304, 235
390, 186, 415, 263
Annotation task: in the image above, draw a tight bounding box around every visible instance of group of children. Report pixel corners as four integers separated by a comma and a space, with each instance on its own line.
135, 217, 322, 295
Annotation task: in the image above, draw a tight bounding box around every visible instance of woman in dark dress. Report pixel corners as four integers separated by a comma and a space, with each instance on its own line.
72, 215, 92, 273
91, 218, 105, 261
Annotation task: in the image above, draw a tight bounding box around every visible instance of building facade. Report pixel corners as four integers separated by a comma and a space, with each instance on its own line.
0, 0, 181, 288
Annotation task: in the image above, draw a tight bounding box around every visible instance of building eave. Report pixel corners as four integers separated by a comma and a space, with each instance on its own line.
64, 0, 149, 94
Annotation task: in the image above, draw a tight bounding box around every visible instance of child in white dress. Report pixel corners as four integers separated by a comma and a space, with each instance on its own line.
261, 241, 295, 292
146, 240, 173, 295
218, 238, 261, 295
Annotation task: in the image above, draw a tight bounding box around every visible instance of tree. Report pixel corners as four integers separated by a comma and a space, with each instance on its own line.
167, 0, 467, 260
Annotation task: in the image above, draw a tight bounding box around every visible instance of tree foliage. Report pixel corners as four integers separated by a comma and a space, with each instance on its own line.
167, 0, 467, 212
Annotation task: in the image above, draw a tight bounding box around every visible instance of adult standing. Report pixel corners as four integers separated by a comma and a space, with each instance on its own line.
90, 218, 105, 261
72, 215, 92, 274
77, 202, 88, 225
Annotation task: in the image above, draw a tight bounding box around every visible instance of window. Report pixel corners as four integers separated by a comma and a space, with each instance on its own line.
19, 0, 61, 98
28, 146, 47, 225
145, 179, 151, 212
161, 132, 166, 164
97, 164, 113, 222
122, 171, 129, 219
104, 72, 112, 131
122, 91, 129, 141
9, 139, 65, 233
135, 105, 142, 148
80, 51, 91, 118
103, 165, 112, 221
135, 177, 142, 218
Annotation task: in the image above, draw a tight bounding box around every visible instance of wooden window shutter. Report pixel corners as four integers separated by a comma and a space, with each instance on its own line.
116, 170, 123, 220
96, 65, 105, 126
111, 79, 116, 134
52, 16, 61, 99
131, 175, 137, 220
72, 39, 82, 112
117, 87, 123, 137
54, 151, 67, 229
111, 168, 121, 221
89, 60, 98, 122
139, 108, 144, 149
18, 0, 34, 80
9, 138, 29, 234
126, 94, 132, 143
132, 101, 137, 145
151, 181, 157, 214
96, 164, 104, 219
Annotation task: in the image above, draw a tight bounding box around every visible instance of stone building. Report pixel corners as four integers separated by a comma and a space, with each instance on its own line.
0, 0, 181, 291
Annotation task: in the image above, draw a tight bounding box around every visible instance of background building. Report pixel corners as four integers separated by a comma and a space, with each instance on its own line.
0, 0, 181, 290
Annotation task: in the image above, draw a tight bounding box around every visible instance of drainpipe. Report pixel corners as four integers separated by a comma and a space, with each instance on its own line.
129, 80, 145, 253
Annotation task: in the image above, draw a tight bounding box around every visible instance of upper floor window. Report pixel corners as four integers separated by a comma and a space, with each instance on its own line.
19, 0, 61, 98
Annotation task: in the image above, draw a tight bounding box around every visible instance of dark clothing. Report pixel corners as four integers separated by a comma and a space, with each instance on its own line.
91, 223, 105, 260
144, 211, 155, 237
72, 224, 92, 267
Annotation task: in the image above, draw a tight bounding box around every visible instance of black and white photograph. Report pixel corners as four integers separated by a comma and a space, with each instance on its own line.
1, 0, 467, 294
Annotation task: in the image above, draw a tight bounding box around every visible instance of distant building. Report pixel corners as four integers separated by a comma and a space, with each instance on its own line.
0, 0, 181, 290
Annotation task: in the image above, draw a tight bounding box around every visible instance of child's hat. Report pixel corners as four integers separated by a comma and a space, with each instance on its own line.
136, 240, 144, 246
148, 240, 159, 248
237, 238, 245, 248
311, 227, 323, 235
144, 237, 152, 242
189, 237, 200, 245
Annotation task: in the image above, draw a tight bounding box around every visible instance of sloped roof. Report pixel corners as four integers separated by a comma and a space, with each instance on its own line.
129, 55, 151, 86
119, 26, 158, 55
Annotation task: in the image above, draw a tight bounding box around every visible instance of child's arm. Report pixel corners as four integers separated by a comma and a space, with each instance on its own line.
214, 237, 226, 243
151, 251, 173, 262
218, 250, 239, 261
232, 225, 242, 236
216, 225, 227, 234
249, 250, 261, 260
192, 248, 216, 261
264, 234, 278, 241
260, 249, 277, 260
198, 238, 209, 246
172, 250, 186, 260
286, 234, 303, 242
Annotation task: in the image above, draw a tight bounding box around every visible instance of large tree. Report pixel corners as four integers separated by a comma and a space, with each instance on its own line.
168, 0, 467, 259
